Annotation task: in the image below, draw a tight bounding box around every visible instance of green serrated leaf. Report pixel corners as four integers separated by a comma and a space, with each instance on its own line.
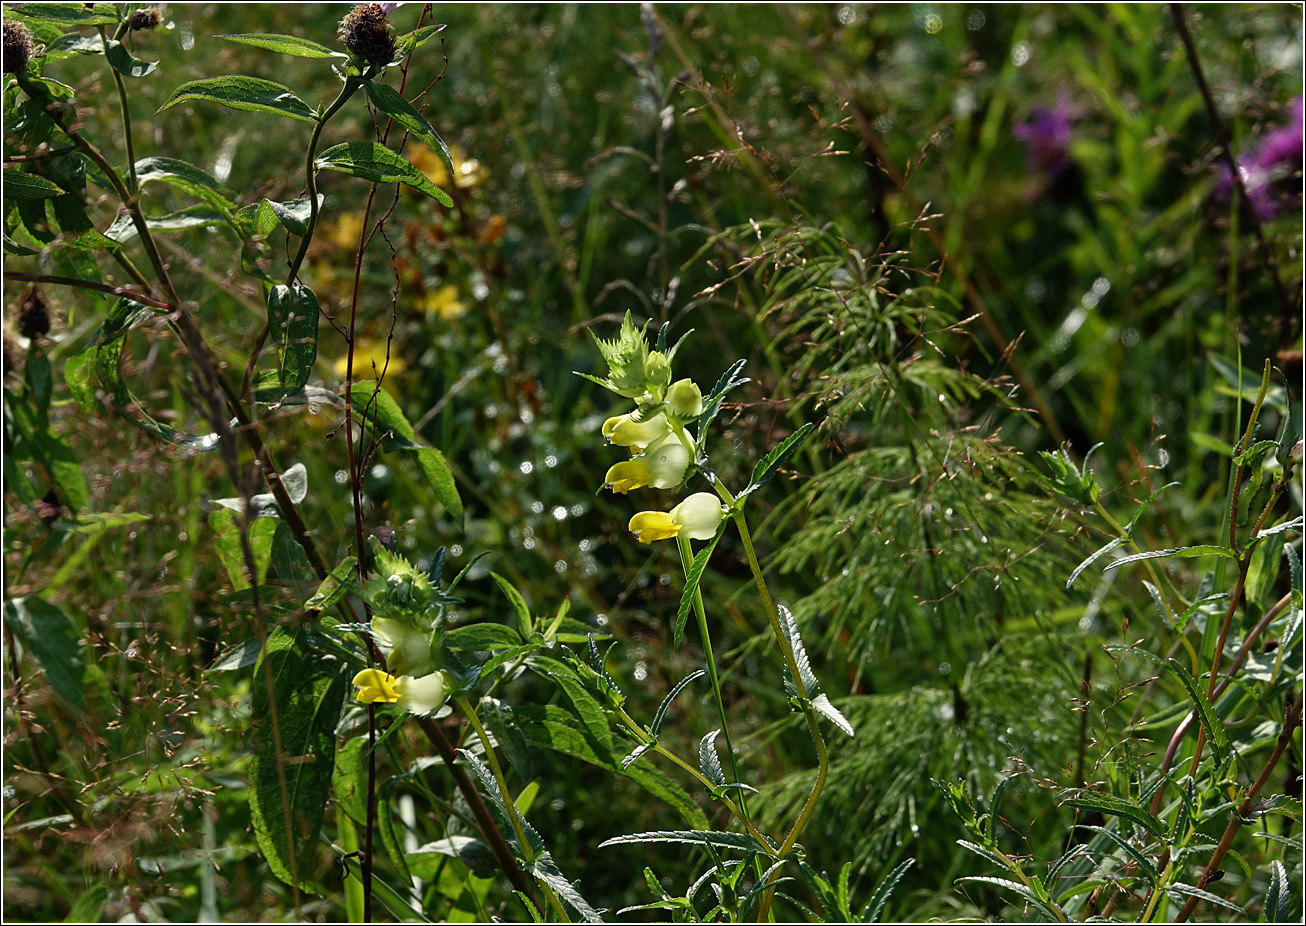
1104, 545, 1238, 571
134, 157, 235, 217
651, 670, 705, 738
5, 3, 119, 25
1168, 659, 1231, 765
698, 729, 725, 786
1061, 790, 1164, 837
2, 170, 67, 200
446, 622, 524, 651
598, 829, 775, 856
743, 422, 813, 495
489, 573, 532, 639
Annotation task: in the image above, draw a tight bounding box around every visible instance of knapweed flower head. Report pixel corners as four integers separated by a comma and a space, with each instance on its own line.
1216, 96, 1304, 220
338, 3, 397, 69
128, 8, 163, 31
3, 19, 35, 74
1013, 94, 1075, 180
353, 667, 452, 716
629, 492, 726, 543
589, 312, 672, 400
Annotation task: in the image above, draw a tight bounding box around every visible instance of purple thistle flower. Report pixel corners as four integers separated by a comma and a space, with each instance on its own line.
1217, 95, 1303, 220
1013, 94, 1076, 180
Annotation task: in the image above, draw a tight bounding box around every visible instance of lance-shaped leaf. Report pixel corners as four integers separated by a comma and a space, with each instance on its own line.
316, 142, 453, 207
598, 830, 776, 856
158, 75, 316, 123
3, 171, 67, 200
364, 80, 454, 173
674, 527, 726, 648
1104, 545, 1237, 571
740, 422, 814, 497
650, 670, 706, 738
134, 157, 235, 218
216, 33, 344, 59
5, 3, 118, 25
1168, 658, 1231, 765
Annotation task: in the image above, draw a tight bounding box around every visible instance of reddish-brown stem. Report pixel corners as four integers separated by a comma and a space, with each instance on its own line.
4, 272, 172, 311
1173, 693, 1303, 923
1153, 592, 1294, 815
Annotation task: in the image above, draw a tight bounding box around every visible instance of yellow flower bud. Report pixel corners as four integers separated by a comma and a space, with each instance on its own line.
666, 378, 703, 419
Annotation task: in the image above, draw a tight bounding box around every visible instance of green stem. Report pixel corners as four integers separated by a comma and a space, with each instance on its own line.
675, 535, 754, 823
458, 696, 570, 923
725, 505, 829, 922
285, 78, 362, 284
614, 707, 774, 850
100, 23, 138, 195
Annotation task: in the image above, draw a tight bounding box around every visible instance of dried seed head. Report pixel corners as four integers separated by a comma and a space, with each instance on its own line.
338, 3, 396, 69
3, 19, 36, 74
17, 288, 51, 340
128, 7, 162, 30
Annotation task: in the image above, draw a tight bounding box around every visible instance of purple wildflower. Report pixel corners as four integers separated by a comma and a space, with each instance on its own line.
1218, 95, 1304, 220
1013, 95, 1076, 180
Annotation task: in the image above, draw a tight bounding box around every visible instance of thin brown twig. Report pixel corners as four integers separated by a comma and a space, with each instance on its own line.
3, 272, 172, 311
1169, 3, 1299, 350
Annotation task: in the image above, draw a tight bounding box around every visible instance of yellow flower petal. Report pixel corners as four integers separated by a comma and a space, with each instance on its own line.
628, 510, 681, 543
352, 668, 401, 704
604, 459, 650, 494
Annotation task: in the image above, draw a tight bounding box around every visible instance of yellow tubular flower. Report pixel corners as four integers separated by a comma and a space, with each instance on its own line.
605, 459, 650, 494
628, 510, 681, 543
602, 411, 671, 451
629, 492, 726, 543
644, 434, 693, 489
394, 671, 453, 716
353, 668, 400, 704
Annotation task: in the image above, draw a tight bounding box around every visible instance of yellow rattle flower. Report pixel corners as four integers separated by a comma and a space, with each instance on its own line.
604, 433, 693, 493
628, 492, 726, 543
602, 411, 672, 452
352, 668, 453, 716
353, 667, 400, 703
